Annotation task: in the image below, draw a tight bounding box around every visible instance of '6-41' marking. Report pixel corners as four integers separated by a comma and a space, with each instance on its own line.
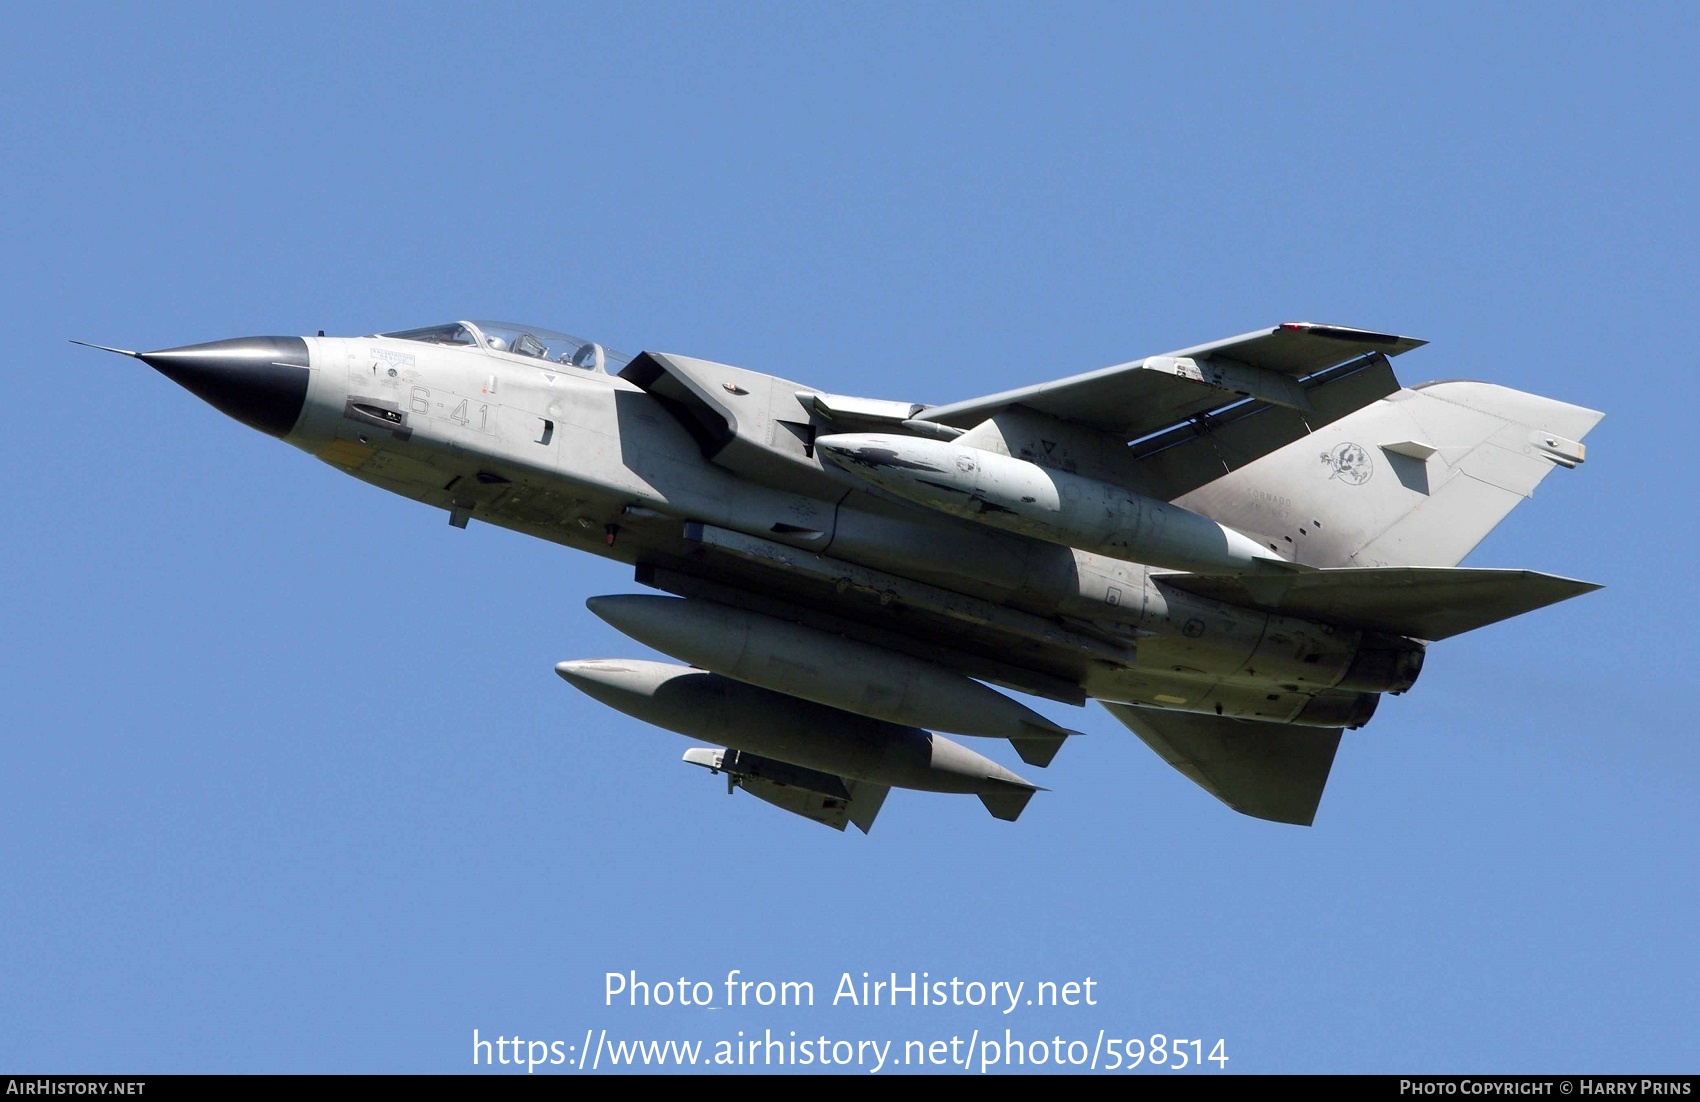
410, 386, 494, 434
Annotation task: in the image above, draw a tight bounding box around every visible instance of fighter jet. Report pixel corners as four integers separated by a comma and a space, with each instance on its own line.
79, 320, 1601, 830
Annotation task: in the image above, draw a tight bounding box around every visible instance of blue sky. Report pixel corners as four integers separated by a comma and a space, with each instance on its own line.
2, 2, 1695, 1074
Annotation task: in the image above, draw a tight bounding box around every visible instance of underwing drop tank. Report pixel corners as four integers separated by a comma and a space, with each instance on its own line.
553, 658, 1040, 821
585, 594, 1079, 766
815, 432, 1288, 575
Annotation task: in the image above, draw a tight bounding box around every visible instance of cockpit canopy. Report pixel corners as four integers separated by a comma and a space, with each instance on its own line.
380, 320, 632, 373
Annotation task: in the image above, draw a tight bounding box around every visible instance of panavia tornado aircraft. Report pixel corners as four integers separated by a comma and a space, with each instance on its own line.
80, 320, 1601, 830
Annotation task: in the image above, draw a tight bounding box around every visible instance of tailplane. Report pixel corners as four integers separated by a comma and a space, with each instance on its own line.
1102, 705, 1342, 826
1162, 566, 1600, 641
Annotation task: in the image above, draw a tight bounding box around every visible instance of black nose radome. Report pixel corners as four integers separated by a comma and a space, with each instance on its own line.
138, 336, 310, 437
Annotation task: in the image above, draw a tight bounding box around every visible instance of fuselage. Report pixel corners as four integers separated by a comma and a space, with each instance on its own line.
103, 315, 1603, 827
221, 320, 1407, 729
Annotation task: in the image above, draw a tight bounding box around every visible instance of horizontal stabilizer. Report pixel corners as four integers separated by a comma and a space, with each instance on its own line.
682, 748, 889, 833
1159, 566, 1601, 640
1102, 704, 1342, 826
978, 788, 1038, 822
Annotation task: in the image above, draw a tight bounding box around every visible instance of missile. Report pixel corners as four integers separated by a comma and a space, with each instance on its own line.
815, 432, 1290, 575
554, 658, 1040, 820
585, 594, 1079, 766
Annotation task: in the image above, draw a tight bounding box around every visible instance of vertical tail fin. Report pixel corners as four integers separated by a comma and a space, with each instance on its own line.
1178, 381, 1602, 569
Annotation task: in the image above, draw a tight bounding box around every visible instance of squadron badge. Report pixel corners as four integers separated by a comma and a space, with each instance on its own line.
1323, 442, 1374, 485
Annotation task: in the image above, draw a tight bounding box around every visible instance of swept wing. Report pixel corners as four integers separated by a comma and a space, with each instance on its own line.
916, 322, 1424, 441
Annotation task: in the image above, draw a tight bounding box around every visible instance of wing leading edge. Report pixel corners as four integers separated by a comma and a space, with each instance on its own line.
915, 322, 1425, 442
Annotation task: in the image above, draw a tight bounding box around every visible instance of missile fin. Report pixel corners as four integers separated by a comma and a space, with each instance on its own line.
978, 788, 1038, 822
1009, 722, 1082, 768
847, 782, 890, 834
1010, 739, 1061, 768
